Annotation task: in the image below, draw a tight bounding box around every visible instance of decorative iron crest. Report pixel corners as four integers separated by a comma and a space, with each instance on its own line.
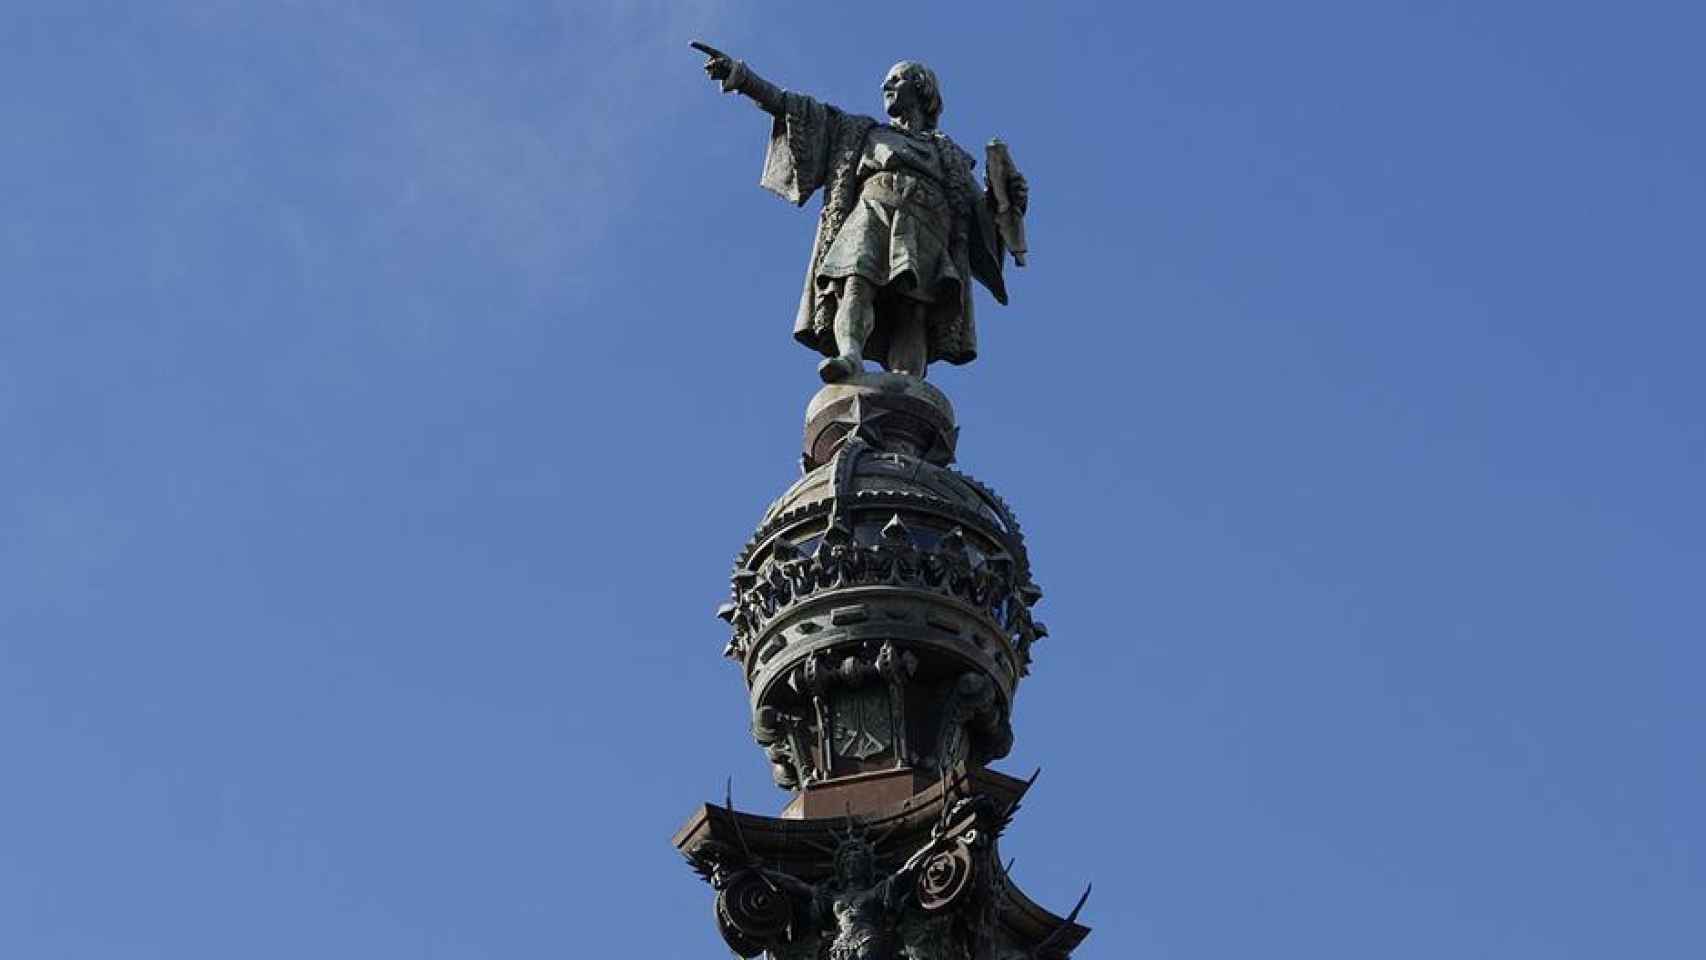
718, 514, 1046, 673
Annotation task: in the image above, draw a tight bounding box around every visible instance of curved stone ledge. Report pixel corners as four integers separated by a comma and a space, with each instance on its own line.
744, 587, 1023, 710
724, 525, 1041, 681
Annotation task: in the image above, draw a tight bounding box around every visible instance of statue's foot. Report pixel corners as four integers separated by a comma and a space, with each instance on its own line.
818, 355, 862, 383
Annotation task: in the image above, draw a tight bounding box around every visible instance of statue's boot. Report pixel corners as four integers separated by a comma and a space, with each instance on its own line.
818, 354, 863, 383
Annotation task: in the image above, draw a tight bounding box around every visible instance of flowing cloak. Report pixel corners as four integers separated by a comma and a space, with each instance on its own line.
757, 91, 1009, 368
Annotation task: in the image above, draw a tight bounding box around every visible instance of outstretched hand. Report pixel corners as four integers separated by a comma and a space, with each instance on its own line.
690, 40, 734, 83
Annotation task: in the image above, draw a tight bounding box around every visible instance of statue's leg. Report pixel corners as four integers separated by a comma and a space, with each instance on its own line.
886, 302, 929, 379
820, 276, 874, 383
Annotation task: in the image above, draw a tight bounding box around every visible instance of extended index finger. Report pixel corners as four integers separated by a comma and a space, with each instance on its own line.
689, 40, 727, 59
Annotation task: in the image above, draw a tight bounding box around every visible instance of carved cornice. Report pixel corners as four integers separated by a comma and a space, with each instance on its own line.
673, 769, 1090, 958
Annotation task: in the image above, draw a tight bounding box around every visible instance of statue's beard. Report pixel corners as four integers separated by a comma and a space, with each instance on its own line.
885, 96, 915, 126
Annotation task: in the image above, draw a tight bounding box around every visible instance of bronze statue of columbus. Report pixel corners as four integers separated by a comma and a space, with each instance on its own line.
693, 43, 1029, 383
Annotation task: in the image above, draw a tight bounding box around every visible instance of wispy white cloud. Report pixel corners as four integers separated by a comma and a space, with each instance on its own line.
289, 1, 749, 293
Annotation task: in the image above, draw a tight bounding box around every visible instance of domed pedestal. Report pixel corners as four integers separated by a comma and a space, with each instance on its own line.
716, 376, 1045, 797
681, 372, 1088, 960
804, 372, 958, 469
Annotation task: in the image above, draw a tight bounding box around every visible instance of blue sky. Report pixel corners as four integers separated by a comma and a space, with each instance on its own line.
3, 2, 1703, 957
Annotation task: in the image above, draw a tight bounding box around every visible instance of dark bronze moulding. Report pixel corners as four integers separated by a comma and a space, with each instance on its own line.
674, 768, 1089, 958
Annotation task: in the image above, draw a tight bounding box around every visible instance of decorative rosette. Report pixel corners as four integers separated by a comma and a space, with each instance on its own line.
716, 869, 792, 947
916, 842, 975, 913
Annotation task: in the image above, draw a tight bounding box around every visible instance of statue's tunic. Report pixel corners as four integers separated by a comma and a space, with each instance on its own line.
817, 126, 963, 303
757, 91, 1008, 369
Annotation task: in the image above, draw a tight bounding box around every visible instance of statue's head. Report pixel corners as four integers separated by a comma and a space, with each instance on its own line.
833, 838, 878, 886
882, 60, 942, 130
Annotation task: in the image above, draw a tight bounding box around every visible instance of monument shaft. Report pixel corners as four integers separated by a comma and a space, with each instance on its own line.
675, 45, 1085, 960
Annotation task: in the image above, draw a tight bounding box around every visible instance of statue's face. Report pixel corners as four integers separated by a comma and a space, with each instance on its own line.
881, 65, 919, 119
838, 846, 874, 884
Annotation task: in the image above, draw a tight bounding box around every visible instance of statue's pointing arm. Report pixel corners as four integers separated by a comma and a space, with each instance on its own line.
691, 40, 846, 207
691, 41, 784, 117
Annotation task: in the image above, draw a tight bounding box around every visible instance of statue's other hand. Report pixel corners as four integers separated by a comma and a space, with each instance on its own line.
690, 40, 734, 83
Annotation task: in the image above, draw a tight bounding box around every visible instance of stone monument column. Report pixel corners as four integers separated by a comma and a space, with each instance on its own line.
673, 44, 1088, 960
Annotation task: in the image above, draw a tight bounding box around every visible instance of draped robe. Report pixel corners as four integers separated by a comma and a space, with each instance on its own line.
756, 91, 1009, 369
